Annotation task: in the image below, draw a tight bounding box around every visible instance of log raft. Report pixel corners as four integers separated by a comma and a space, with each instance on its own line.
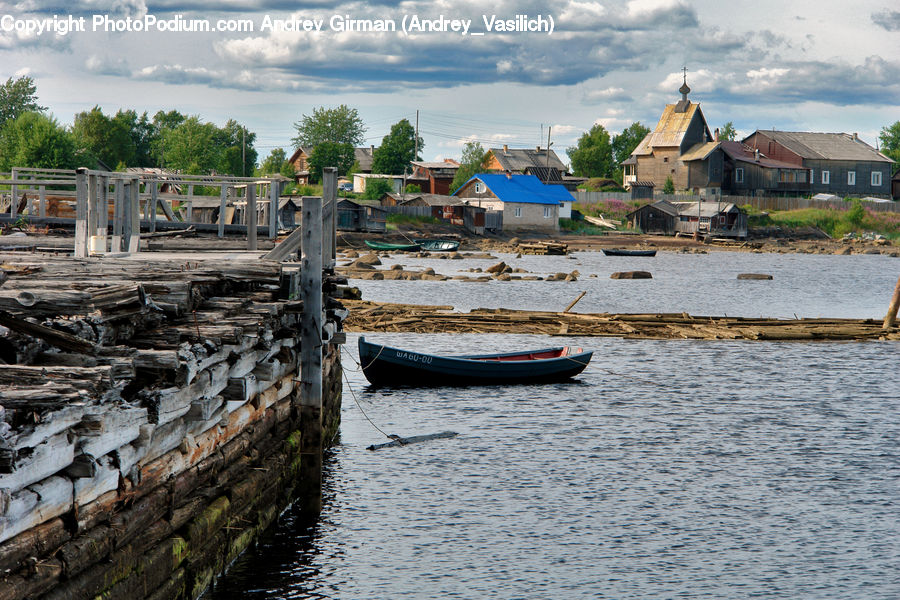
0, 252, 346, 600
341, 300, 900, 341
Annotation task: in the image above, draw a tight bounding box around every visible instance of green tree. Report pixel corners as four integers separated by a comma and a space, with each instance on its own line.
878, 121, 900, 166
663, 176, 675, 194
0, 76, 45, 130
113, 109, 154, 167
363, 177, 393, 200
720, 121, 737, 141
371, 118, 422, 175
291, 105, 365, 179
72, 106, 136, 169
259, 148, 287, 175
449, 141, 487, 194
160, 116, 220, 173
215, 119, 256, 176
611, 122, 650, 166
150, 110, 186, 166
567, 124, 615, 178
307, 142, 355, 184
0, 112, 75, 171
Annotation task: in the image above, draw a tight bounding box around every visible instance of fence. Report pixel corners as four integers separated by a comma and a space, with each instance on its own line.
0, 168, 289, 245
573, 190, 900, 213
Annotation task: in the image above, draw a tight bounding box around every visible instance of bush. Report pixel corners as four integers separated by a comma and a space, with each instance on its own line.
363, 178, 393, 200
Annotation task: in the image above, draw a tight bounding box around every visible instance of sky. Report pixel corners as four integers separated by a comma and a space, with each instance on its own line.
1, 0, 898, 166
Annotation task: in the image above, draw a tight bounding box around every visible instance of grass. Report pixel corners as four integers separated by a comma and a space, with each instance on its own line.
746, 201, 900, 240
386, 214, 440, 226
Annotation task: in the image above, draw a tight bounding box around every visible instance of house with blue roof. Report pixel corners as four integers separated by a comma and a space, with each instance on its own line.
452, 173, 574, 231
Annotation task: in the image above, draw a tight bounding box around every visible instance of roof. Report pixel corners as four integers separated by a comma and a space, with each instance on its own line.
401, 194, 464, 206
718, 141, 808, 170
411, 161, 460, 171
354, 147, 375, 171
626, 200, 680, 218
671, 201, 740, 217
454, 173, 574, 205
488, 147, 568, 173
748, 130, 894, 163
632, 102, 704, 156
679, 141, 720, 162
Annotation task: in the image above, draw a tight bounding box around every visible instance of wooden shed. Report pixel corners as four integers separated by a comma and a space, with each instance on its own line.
336, 198, 387, 232
626, 200, 679, 234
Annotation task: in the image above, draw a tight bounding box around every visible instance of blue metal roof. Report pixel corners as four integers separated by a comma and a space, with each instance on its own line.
453, 173, 574, 205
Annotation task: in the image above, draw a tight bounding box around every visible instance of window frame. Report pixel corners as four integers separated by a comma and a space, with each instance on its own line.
821, 170, 830, 185
735, 168, 744, 183
847, 171, 856, 186
872, 171, 882, 186
514, 206, 522, 218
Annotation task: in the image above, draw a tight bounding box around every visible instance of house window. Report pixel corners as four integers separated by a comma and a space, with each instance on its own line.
514, 207, 522, 218
872, 171, 883, 186
809, 169, 814, 183
663, 157, 669, 163
848, 171, 856, 185
822, 170, 830, 185
543, 206, 552, 218
474, 182, 484, 193
735, 168, 744, 183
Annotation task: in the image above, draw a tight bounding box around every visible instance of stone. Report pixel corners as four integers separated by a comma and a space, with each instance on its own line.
486, 261, 507, 274
355, 253, 382, 266
610, 271, 652, 279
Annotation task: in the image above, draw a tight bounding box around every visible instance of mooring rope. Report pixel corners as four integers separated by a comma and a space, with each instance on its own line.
340, 357, 395, 442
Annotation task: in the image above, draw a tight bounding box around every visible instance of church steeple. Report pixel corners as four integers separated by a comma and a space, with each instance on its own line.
675, 66, 691, 113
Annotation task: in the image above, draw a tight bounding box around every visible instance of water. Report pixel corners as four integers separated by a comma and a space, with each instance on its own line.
208, 254, 900, 599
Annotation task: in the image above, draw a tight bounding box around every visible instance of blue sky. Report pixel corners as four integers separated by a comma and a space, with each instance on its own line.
1, 0, 898, 165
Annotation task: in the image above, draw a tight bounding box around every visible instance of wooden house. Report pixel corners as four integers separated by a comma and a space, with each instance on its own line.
287, 147, 311, 184
485, 146, 568, 174
716, 141, 811, 196
626, 200, 679, 235
672, 201, 747, 238
336, 198, 386, 232
892, 169, 900, 200
452, 173, 572, 232
407, 160, 460, 194
742, 130, 894, 198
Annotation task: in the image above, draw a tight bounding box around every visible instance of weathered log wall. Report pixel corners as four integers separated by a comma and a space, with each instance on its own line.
0, 253, 344, 600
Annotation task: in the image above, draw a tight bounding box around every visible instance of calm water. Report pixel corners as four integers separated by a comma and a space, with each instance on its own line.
208, 253, 899, 599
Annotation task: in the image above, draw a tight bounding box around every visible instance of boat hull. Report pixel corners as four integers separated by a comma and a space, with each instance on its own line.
364, 240, 421, 251
602, 248, 657, 256
414, 239, 460, 252
358, 337, 592, 387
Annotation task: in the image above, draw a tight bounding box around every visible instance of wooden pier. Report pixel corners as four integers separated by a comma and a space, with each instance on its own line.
0, 173, 347, 599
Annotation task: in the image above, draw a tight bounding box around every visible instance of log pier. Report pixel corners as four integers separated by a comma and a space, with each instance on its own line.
342, 300, 900, 341
0, 251, 346, 599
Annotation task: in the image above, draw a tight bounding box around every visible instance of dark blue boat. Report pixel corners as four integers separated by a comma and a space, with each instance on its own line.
358, 336, 592, 387
602, 248, 657, 256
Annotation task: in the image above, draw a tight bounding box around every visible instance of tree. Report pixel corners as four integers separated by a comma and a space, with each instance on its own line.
663, 176, 675, 194
72, 106, 136, 169
307, 142, 355, 184
449, 141, 487, 194
291, 105, 366, 178
879, 121, 900, 166
150, 110, 186, 167
567, 124, 614, 178
371, 118, 422, 175
0, 112, 75, 171
113, 109, 154, 167
215, 119, 256, 176
0, 76, 45, 130
611, 122, 650, 166
363, 178, 393, 200
160, 116, 220, 173
720, 121, 737, 141
259, 148, 287, 175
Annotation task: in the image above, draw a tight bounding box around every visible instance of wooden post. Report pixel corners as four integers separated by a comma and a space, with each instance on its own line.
150, 180, 159, 233
74, 168, 89, 258
268, 179, 279, 238
38, 185, 46, 218
111, 180, 123, 253
218, 185, 228, 238
299, 195, 323, 514
883, 275, 900, 329
322, 167, 337, 270
128, 179, 141, 253
10, 167, 17, 219
87, 174, 100, 253
121, 180, 133, 253
186, 184, 194, 224
247, 183, 257, 251
97, 176, 109, 252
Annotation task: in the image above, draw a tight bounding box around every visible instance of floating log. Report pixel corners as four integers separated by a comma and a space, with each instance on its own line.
366, 431, 459, 451
737, 273, 774, 280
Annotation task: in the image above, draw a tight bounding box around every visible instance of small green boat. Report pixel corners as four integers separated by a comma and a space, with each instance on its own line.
415, 239, 460, 252
364, 240, 422, 251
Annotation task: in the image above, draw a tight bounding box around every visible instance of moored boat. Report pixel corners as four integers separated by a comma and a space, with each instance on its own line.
414, 239, 460, 252
602, 248, 657, 257
364, 240, 422, 251
358, 336, 592, 386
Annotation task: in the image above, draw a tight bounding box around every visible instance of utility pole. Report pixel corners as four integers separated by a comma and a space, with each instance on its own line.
242, 128, 246, 177
414, 110, 419, 161
546, 126, 552, 169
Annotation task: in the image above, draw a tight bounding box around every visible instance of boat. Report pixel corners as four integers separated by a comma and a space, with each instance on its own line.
602, 248, 657, 257
414, 239, 460, 252
358, 336, 593, 387
364, 240, 422, 251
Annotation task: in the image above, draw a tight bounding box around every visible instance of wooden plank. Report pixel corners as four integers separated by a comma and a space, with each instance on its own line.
0, 476, 73, 545
366, 431, 459, 451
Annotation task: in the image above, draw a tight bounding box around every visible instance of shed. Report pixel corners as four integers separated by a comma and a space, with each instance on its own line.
336, 198, 387, 232
626, 200, 679, 234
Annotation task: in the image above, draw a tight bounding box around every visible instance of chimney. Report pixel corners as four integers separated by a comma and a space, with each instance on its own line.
754, 149, 760, 162
536, 146, 542, 152
370, 144, 374, 154
714, 128, 720, 142
852, 132, 858, 141
503, 144, 508, 153
505, 170, 512, 179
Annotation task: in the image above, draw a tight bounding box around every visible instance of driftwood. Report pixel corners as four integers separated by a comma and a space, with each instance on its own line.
366, 431, 459, 451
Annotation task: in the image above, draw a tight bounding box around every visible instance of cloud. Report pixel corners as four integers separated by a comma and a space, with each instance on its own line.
583, 86, 631, 103
85, 54, 131, 75
871, 9, 900, 31
15, 0, 147, 17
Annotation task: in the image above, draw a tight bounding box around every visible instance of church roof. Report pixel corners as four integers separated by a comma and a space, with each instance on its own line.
631, 102, 704, 156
